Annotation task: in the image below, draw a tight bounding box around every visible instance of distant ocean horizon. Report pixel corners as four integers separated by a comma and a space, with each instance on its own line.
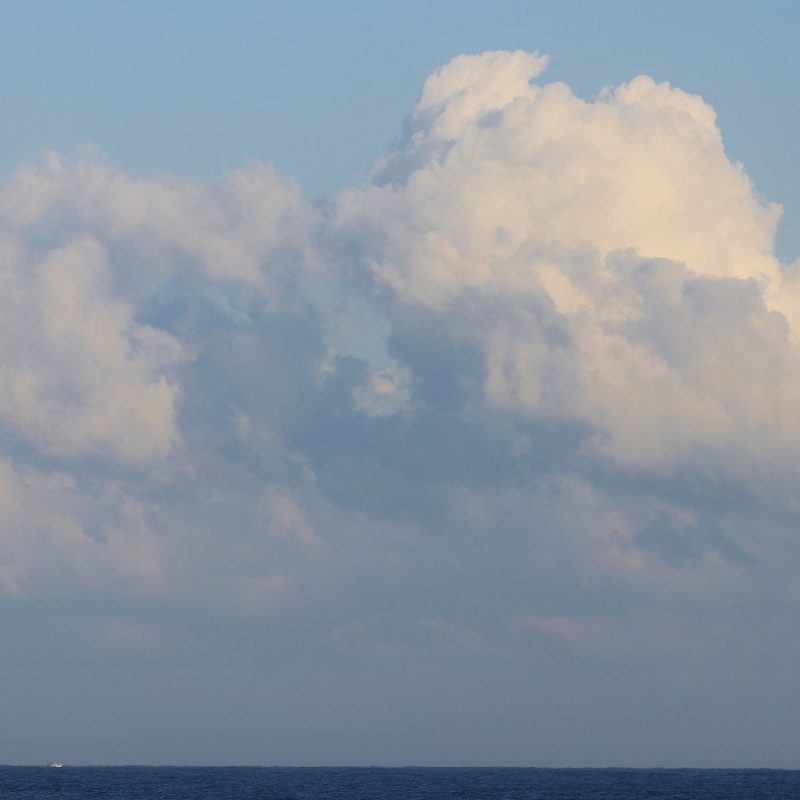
2, 765, 800, 799
8, 763, 800, 771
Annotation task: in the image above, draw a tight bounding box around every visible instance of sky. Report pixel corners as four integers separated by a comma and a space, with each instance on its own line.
1, 1, 800, 768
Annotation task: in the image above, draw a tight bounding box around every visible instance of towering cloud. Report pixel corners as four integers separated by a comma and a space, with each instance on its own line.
337, 50, 796, 477
1, 52, 799, 678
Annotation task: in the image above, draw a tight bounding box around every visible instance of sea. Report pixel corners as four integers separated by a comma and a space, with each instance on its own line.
1, 767, 799, 800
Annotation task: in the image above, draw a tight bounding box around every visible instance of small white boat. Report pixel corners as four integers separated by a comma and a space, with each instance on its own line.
48, 763, 63, 768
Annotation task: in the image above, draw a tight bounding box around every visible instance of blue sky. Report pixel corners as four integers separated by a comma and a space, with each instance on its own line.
1, 1, 800, 768
1, 1, 798, 258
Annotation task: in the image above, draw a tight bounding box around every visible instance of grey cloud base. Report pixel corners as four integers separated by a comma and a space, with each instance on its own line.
2, 51, 800, 767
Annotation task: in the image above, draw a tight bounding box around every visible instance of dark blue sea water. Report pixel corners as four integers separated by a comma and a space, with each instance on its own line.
1, 766, 799, 800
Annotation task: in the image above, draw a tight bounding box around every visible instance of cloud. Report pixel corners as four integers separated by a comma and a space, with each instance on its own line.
0, 232, 183, 463
352, 364, 414, 418
337, 50, 799, 481
0, 50, 799, 686
0, 458, 162, 596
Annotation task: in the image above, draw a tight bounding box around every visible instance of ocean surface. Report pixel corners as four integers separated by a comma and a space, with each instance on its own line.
1, 766, 799, 799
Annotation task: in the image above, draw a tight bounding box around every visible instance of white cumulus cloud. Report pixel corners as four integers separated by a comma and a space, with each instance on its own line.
0, 51, 799, 681
337, 50, 800, 478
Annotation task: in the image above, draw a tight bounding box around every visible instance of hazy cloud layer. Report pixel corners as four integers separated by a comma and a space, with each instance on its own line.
3, 50, 800, 764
